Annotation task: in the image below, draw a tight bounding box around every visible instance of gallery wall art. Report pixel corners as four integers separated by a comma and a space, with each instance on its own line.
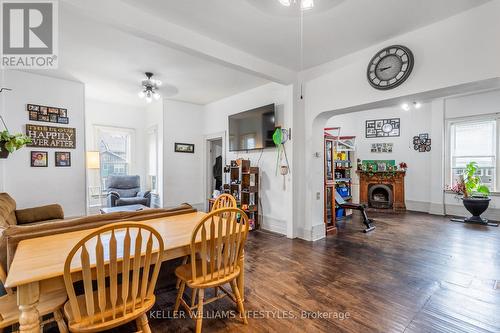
27, 104, 69, 124
366, 118, 400, 138
413, 133, 431, 152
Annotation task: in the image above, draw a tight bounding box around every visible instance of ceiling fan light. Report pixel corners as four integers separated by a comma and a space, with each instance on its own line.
138, 90, 145, 98
278, 0, 291, 7
153, 92, 161, 100
301, 0, 314, 10
155, 80, 162, 87
146, 96, 153, 103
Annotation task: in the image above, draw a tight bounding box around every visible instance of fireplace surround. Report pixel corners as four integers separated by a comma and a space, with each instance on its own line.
357, 171, 406, 211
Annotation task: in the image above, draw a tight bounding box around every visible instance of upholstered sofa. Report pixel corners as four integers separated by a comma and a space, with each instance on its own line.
0, 193, 196, 279
106, 175, 151, 207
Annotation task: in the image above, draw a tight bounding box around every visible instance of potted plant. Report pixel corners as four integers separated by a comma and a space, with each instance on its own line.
454, 161, 490, 224
0, 130, 32, 158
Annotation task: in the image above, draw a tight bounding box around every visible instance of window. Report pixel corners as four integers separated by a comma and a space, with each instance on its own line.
147, 126, 158, 194
449, 118, 498, 191
94, 126, 134, 189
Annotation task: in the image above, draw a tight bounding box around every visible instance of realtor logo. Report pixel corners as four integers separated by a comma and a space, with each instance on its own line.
1, 0, 58, 68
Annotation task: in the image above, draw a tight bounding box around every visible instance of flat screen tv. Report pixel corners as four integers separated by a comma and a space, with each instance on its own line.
228, 104, 276, 151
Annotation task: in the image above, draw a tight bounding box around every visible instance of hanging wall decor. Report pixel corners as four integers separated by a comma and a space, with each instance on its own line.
26, 124, 76, 149
27, 104, 69, 124
365, 118, 400, 138
371, 143, 393, 153
413, 133, 431, 152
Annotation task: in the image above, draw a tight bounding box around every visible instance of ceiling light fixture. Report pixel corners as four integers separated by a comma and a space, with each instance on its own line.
278, 0, 314, 10
401, 103, 410, 111
138, 72, 162, 103
413, 102, 422, 109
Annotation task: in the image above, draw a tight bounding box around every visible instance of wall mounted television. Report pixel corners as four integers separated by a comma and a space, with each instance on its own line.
228, 104, 276, 152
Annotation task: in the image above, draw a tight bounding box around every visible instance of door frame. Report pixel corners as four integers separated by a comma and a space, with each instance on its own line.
203, 131, 226, 211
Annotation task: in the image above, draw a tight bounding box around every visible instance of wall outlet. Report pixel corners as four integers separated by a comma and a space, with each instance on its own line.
316, 192, 321, 200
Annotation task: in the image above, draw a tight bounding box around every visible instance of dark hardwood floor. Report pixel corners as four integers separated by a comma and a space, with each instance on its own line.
52, 211, 500, 333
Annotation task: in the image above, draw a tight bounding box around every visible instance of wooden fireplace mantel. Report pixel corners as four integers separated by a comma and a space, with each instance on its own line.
357, 170, 406, 211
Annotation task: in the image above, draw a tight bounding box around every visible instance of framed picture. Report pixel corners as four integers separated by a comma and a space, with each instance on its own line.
31, 151, 48, 167
27, 104, 39, 111
174, 142, 195, 153
26, 104, 69, 124
57, 117, 69, 124
55, 152, 71, 167
29, 111, 38, 121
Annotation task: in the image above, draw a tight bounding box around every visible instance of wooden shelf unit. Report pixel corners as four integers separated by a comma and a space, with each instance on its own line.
324, 134, 356, 235
222, 159, 260, 231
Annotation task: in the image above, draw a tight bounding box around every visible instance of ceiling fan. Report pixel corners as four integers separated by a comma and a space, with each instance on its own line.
278, 0, 314, 10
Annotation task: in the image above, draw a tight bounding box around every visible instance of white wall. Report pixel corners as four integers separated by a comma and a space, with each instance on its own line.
203, 83, 294, 236
326, 103, 433, 211
298, 1, 500, 240
1, 70, 86, 216
163, 100, 204, 209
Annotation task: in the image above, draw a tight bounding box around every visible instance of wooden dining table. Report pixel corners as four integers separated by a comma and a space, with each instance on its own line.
4, 211, 246, 333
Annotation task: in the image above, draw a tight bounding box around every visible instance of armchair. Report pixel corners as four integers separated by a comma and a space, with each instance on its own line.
106, 175, 151, 207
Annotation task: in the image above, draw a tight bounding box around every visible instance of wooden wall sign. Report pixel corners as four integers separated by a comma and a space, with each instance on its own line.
26, 124, 76, 149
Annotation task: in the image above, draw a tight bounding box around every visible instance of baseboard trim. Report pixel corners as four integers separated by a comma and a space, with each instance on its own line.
405, 200, 430, 213
260, 215, 286, 236
445, 203, 500, 221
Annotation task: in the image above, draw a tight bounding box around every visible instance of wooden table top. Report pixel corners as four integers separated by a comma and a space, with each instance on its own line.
5, 211, 207, 288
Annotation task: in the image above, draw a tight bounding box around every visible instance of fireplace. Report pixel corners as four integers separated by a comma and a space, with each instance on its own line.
368, 184, 393, 209
357, 171, 406, 211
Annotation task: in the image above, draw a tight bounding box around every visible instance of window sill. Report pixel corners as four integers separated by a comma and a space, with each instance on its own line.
444, 190, 500, 197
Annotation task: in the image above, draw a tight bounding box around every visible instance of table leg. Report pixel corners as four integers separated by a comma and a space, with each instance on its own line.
17, 282, 41, 333
238, 250, 245, 302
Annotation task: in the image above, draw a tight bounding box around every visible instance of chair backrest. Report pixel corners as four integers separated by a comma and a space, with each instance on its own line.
106, 175, 141, 198
0, 263, 13, 296
190, 208, 249, 287
211, 194, 237, 211
63, 222, 164, 325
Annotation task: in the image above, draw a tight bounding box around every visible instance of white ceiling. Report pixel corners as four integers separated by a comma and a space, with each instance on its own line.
51, 3, 268, 106
122, 0, 490, 70
43, 0, 490, 106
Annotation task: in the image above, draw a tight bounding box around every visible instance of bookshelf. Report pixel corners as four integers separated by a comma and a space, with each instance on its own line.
324, 134, 356, 235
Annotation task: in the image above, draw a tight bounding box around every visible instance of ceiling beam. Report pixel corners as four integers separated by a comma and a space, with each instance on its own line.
62, 0, 296, 84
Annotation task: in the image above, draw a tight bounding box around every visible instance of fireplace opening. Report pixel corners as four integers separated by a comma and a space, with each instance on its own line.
368, 184, 393, 209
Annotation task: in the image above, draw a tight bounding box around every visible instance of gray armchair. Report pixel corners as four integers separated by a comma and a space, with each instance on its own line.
106, 175, 151, 207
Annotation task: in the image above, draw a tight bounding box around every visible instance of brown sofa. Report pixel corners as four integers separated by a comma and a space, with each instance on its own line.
0, 193, 197, 273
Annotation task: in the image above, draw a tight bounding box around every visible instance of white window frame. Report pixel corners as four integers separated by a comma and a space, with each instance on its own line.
93, 125, 137, 186
446, 113, 500, 193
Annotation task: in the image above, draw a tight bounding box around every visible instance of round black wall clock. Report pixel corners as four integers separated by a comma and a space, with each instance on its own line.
367, 45, 414, 90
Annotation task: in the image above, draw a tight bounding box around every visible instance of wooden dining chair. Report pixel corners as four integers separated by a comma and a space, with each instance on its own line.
211, 194, 237, 211
176, 194, 238, 300
62, 222, 164, 333
174, 207, 249, 333
0, 264, 68, 332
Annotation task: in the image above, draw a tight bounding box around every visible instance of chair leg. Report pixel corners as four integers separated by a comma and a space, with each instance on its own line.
195, 289, 205, 333
174, 280, 186, 313
191, 288, 197, 307
53, 309, 69, 333
176, 256, 189, 289
230, 280, 248, 324
136, 313, 151, 333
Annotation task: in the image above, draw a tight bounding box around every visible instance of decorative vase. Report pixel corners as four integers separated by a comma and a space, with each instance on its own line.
461, 197, 490, 224
0, 142, 9, 159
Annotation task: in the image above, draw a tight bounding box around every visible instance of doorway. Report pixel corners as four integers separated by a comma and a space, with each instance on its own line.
205, 134, 225, 210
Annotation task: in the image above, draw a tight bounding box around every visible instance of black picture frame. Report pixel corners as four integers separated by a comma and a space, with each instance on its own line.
174, 142, 195, 153
26, 104, 69, 124
365, 118, 400, 138
55, 152, 71, 167
31, 151, 48, 167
